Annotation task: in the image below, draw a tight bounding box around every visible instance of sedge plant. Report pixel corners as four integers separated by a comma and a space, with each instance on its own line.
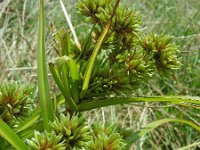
0, 0, 200, 149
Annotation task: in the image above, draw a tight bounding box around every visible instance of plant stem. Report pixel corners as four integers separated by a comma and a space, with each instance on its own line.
37, 0, 54, 131
81, 0, 120, 98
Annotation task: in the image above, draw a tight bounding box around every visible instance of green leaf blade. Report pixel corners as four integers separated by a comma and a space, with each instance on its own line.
78, 96, 200, 111
37, 0, 54, 131
68, 59, 80, 103
126, 118, 200, 146
49, 61, 78, 112
0, 119, 28, 150
16, 108, 41, 133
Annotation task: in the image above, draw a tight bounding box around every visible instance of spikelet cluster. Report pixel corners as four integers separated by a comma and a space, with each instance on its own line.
88, 123, 127, 150
27, 114, 129, 150
0, 83, 35, 125
27, 131, 65, 150
50, 113, 91, 149
140, 34, 180, 75
78, 0, 141, 50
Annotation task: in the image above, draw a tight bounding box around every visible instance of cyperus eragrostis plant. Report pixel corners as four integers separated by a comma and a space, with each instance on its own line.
0, 0, 199, 150
50, 0, 180, 104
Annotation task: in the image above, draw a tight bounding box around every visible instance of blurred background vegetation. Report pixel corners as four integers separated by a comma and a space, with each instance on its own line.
0, 0, 199, 149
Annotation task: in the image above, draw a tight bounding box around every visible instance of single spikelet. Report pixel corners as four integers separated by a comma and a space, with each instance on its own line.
0, 83, 35, 126
26, 131, 65, 150
50, 113, 91, 149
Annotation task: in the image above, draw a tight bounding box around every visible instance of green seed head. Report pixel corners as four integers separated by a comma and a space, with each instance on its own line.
26, 131, 65, 150
50, 113, 91, 149
141, 34, 180, 75
0, 83, 35, 126
88, 123, 127, 150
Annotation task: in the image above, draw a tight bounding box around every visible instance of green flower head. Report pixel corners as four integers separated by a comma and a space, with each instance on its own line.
50, 113, 91, 149
27, 131, 65, 150
0, 83, 35, 126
